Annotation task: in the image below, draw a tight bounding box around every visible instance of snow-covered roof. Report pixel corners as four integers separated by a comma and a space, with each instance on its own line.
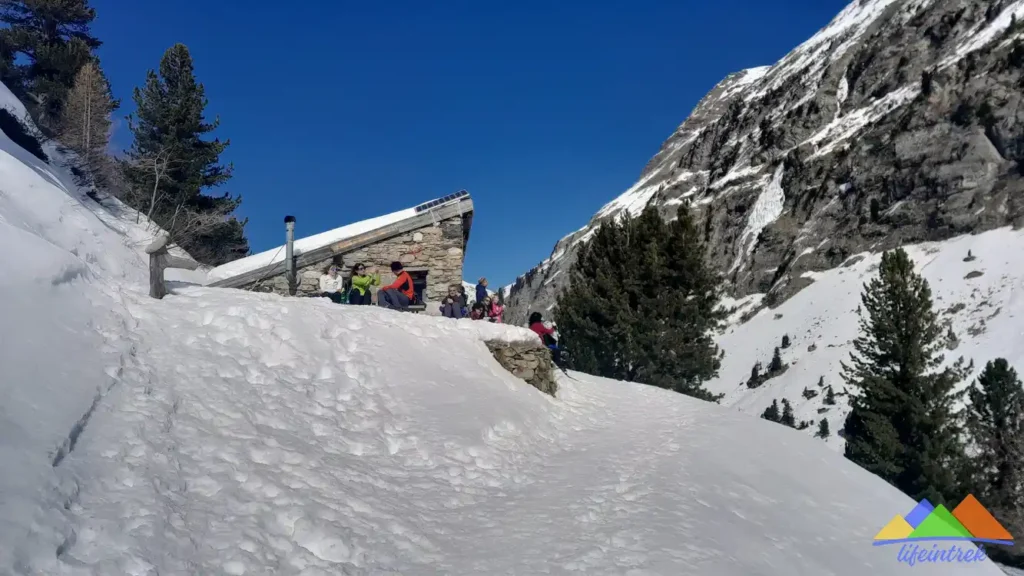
207, 191, 472, 285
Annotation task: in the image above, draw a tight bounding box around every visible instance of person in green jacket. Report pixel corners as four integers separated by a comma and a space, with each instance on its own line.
348, 262, 379, 305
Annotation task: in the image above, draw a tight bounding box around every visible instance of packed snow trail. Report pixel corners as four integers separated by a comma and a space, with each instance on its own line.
23, 287, 997, 575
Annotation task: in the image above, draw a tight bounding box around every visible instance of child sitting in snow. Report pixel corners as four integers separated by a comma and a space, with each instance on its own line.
485, 296, 504, 323
469, 301, 487, 320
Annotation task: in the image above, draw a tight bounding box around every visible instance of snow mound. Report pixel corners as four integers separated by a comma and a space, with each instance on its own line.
709, 226, 1024, 453
20, 286, 1002, 574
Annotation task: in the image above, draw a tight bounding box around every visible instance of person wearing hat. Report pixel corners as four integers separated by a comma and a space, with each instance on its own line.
475, 277, 488, 304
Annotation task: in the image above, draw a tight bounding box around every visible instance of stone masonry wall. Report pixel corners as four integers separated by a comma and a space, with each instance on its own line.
243, 216, 466, 309
485, 341, 558, 397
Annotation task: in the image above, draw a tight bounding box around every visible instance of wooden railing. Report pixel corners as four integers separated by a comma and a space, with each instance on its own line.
146, 235, 200, 299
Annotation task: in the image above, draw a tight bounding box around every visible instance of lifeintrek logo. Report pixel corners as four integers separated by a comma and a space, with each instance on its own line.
874, 494, 1013, 566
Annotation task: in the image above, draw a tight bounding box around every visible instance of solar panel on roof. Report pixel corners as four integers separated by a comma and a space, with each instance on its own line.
413, 190, 470, 213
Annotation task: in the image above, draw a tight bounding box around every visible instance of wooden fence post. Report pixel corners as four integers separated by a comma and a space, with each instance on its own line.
145, 235, 200, 299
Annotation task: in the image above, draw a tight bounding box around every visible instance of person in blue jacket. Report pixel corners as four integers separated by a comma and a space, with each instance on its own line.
475, 277, 488, 304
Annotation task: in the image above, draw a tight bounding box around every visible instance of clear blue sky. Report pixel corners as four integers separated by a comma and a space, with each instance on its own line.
89, 0, 847, 286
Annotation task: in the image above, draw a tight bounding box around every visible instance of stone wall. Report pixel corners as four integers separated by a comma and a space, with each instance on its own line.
242, 216, 466, 309
485, 341, 558, 397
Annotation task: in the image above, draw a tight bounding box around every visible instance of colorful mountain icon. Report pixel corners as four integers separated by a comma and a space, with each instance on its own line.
907, 504, 973, 539
952, 494, 1014, 542
874, 494, 1015, 545
875, 515, 914, 541
904, 499, 934, 528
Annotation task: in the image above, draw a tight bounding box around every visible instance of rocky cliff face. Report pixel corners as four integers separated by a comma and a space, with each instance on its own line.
506, 0, 1024, 325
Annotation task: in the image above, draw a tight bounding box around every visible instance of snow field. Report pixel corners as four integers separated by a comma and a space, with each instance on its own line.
26, 285, 1001, 575
710, 226, 1024, 452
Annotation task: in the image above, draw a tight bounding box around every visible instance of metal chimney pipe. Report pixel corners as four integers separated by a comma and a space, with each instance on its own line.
284, 215, 296, 295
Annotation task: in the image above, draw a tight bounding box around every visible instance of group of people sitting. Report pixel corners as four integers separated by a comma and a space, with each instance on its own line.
319, 264, 562, 365
438, 277, 505, 322
318, 265, 504, 322
318, 261, 417, 310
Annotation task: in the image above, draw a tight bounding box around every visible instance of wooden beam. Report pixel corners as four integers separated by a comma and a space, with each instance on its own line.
210, 198, 473, 289
146, 235, 200, 299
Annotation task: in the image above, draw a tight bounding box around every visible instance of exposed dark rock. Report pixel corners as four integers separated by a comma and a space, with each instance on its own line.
506, 0, 1024, 326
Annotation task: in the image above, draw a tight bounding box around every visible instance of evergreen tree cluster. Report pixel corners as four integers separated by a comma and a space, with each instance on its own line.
0, 0, 100, 129
554, 205, 726, 402
760, 397, 813, 431
0, 1, 247, 265
122, 43, 247, 263
841, 247, 1024, 565
747, 346, 788, 389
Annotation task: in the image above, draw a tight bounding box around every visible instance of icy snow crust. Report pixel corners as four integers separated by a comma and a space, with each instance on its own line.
709, 226, 1024, 454
0, 77, 1005, 573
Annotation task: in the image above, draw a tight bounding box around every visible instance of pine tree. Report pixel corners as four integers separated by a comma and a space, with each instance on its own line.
497, 287, 505, 306
556, 205, 726, 401
964, 358, 1024, 543
781, 334, 790, 348
761, 399, 781, 423
125, 43, 248, 264
841, 248, 969, 505
780, 399, 796, 428
554, 212, 634, 378
816, 418, 831, 438
770, 347, 783, 373
818, 375, 825, 388
59, 60, 113, 180
0, 0, 101, 128
823, 385, 836, 405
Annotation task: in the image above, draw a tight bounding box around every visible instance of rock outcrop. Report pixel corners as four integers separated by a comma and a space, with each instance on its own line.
486, 341, 558, 396
506, 0, 1024, 324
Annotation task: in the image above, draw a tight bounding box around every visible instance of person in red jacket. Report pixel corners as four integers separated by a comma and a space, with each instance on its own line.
529, 311, 562, 366
378, 261, 414, 310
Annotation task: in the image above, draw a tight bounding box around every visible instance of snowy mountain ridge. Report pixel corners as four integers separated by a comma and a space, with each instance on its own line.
0, 78, 1009, 573
506, 0, 1024, 323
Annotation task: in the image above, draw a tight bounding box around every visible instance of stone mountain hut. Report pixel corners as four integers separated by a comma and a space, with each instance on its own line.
206, 190, 474, 313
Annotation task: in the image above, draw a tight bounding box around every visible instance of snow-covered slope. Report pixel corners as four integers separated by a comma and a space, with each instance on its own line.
707, 226, 1024, 450
0, 83, 1006, 574
0, 80, 191, 569
506, 0, 1024, 324
7, 285, 1005, 575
